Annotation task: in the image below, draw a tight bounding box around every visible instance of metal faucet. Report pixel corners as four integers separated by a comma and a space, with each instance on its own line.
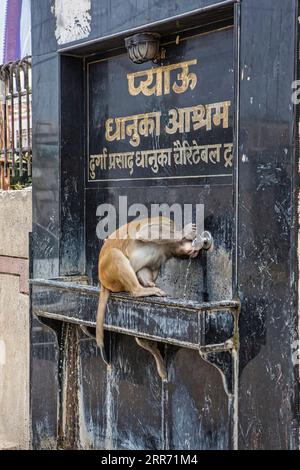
192, 230, 213, 251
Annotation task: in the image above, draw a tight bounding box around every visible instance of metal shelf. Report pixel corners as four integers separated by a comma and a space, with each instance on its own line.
30, 277, 240, 353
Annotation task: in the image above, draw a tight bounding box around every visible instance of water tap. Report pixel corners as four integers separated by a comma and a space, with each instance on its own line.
192, 231, 213, 251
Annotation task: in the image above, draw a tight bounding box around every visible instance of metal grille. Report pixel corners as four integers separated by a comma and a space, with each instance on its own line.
0, 56, 32, 189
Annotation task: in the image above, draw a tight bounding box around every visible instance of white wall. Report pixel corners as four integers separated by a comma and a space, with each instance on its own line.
0, 187, 32, 449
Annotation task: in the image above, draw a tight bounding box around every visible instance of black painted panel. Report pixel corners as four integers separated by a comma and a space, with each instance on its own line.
167, 347, 230, 450
30, 317, 59, 449
107, 333, 163, 450
60, 55, 85, 276
87, 28, 233, 185
77, 337, 108, 449
32, 52, 60, 279
31, 0, 230, 56
237, 0, 299, 450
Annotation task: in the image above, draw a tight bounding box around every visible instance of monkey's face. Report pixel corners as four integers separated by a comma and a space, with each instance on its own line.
174, 240, 200, 259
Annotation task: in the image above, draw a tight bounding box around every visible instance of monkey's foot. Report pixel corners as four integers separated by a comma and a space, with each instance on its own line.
132, 286, 166, 298
137, 277, 156, 288
145, 281, 156, 287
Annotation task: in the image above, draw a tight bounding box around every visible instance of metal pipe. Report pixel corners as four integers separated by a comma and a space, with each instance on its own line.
16, 61, 23, 176
22, 57, 31, 176
1, 64, 9, 177
8, 63, 15, 177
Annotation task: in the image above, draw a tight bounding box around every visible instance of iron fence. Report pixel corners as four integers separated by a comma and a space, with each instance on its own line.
0, 56, 32, 189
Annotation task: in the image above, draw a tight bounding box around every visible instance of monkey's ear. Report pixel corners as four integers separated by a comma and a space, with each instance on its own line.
135, 221, 182, 243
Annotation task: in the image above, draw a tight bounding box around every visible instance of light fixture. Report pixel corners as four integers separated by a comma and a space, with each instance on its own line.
125, 32, 161, 64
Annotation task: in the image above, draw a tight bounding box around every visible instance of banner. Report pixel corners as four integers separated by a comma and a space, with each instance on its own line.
0, 0, 31, 64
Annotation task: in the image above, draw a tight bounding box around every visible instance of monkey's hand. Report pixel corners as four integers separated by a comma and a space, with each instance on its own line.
183, 223, 197, 241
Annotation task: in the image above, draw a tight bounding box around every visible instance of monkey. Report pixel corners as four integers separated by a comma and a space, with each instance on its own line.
96, 216, 201, 374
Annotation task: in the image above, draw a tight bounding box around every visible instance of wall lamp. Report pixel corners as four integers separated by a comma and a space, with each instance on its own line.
125, 32, 161, 64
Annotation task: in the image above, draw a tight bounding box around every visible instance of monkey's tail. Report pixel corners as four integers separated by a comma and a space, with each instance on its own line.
96, 285, 111, 366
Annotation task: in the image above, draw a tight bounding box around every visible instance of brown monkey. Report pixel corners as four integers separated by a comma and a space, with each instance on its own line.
96, 216, 200, 369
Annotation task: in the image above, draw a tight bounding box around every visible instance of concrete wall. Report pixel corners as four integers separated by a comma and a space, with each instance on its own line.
0, 187, 32, 449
